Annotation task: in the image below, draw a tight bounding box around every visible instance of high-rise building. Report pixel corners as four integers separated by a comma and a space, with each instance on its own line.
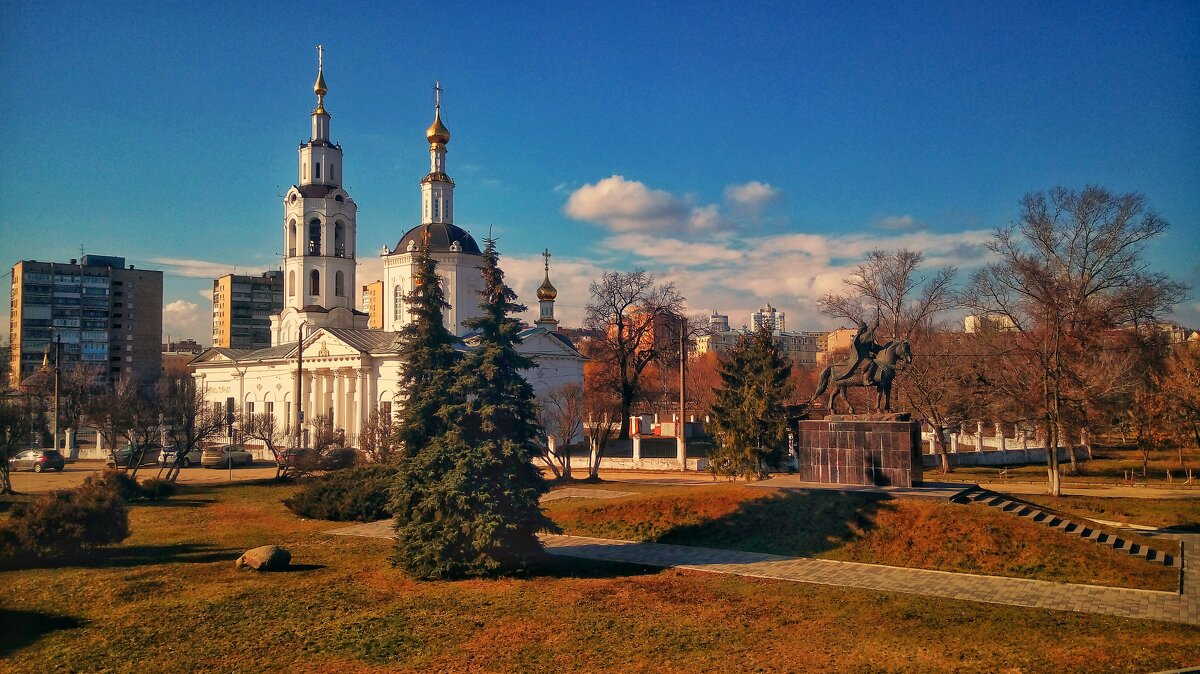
9, 255, 162, 387
212, 271, 285, 349
362, 280, 383, 329
750, 303, 785, 332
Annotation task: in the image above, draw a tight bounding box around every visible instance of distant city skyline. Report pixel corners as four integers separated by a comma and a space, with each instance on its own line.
3, 2, 1197, 344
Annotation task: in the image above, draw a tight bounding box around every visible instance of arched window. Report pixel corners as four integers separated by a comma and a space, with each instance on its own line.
314, 162, 321, 180
308, 219, 321, 255
335, 271, 344, 297
288, 220, 297, 256
394, 284, 403, 322
288, 270, 295, 297
334, 221, 345, 257
330, 164, 336, 181
309, 270, 320, 296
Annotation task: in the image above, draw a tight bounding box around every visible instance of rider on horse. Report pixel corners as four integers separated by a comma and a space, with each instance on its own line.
835, 316, 881, 386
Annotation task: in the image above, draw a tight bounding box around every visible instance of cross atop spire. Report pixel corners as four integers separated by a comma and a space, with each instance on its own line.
542, 248, 551, 272
434, 80, 442, 111
313, 44, 328, 113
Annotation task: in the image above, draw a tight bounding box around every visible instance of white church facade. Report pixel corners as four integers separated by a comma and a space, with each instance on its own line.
191, 56, 584, 449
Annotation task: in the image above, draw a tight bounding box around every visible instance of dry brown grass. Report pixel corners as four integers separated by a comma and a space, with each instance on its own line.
1, 480, 1197, 673
545, 484, 1180, 590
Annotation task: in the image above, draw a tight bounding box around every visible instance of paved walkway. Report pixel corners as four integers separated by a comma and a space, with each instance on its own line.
327, 522, 1199, 626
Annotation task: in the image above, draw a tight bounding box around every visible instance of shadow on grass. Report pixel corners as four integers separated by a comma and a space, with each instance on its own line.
522, 553, 658, 580
134, 498, 215, 508
0, 608, 84, 657
3, 542, 242, 572
655, 489, 893, 558
273, 563, 327, 572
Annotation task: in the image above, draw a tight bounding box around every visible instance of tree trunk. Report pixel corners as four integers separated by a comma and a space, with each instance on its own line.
562, 445, 572, 480
0, 467, 12, 495
932, 426, 952, 474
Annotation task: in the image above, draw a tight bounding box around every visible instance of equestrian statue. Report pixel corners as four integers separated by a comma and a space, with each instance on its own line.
811, 317, 913, 414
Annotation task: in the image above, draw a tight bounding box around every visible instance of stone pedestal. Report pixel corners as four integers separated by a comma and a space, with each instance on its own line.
796, 416, 922, 487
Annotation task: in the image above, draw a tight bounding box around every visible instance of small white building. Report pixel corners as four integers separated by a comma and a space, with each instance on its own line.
192, 60, 584, 448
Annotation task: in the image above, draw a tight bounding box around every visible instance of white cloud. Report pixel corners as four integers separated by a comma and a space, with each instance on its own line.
878, 214, 919, 230
564, 175, 721, 234
197, 288, 213, 302
147, 256, 244, 279
724, 181, 782, 217
163, 300, 210, 345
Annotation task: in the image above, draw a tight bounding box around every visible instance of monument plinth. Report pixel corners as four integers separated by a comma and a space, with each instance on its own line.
795, 414, 921, 487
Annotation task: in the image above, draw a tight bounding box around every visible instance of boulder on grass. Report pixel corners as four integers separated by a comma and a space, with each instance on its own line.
235, 545, 291, 571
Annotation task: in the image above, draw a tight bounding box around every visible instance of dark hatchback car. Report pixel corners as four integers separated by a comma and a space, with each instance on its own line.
9, 449, 66, 473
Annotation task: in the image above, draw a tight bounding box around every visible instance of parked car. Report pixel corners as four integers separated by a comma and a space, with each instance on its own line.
201, 445, 254, 469
105, 445, 161, 468
160, 446, 203, 468
8, 449, 66, 473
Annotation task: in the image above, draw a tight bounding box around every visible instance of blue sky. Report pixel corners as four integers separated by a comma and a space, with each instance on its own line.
2, 1, 1198, 343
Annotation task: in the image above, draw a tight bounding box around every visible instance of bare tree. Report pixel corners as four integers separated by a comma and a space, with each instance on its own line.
963, 186, 1187, 495
818, 248, 957, 341
584, 269, 686, 439
1155, 345, 1200, 468
157, 376, 226, 483
582, 384, 621, 480
358, 409, 397, 465
537, 382, 585, 479
0, 393, 34, 494
82, 376, 137, 465
239, 409, 292, 478
897, 329, 987, 473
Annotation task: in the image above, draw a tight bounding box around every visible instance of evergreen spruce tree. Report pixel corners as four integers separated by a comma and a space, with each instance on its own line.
392, 231, 462, 457
708, 324, 794, 480
391, 237, 553, 579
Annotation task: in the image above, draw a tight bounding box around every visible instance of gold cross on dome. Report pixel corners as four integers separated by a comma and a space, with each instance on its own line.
542, 248, 551, 271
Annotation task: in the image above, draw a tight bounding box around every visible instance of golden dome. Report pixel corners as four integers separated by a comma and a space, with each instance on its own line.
537, 271, 558, 301
426, 109, 450, 145
314, 70, 327, 97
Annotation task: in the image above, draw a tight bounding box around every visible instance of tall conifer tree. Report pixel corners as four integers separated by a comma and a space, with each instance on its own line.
392, 231, 462, 457
391, 237, 553, 579
708, 324, 794, 479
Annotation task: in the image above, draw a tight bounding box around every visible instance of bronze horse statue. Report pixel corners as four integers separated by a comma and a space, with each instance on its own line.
811, 340, 912, 414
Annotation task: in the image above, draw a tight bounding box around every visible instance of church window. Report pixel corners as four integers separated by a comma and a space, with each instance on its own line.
393, 284, 403, 321
335, 194, 344, 203
335, 271, 345, 297
246, 401, 255, 417
288, 271, 295, 296
310, 270, 320, 296
433, 199, 439, 219
330, 164, 336, 181
308, 219, 321, 255
334, 221, 345, 257
288, 220, 297, 256
315, 162, 321, 180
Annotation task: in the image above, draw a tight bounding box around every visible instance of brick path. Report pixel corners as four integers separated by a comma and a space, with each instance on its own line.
327, 522, 1198, 626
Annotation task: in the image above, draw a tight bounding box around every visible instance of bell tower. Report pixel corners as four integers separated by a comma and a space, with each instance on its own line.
272, 46, 366, 346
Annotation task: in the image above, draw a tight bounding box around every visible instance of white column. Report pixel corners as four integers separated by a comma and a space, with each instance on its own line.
950, 432, 959, 453
996, 422, 1006, 452
334, 369, 345, 432
357, 367, 370, 429
345, 371, 358, 443
976, 421, 985, 451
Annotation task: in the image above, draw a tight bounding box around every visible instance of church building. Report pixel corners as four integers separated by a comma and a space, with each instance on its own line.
191, 54, 585, 449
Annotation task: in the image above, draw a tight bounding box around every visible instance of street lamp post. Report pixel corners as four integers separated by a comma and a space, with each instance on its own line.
294, 321, 311, 448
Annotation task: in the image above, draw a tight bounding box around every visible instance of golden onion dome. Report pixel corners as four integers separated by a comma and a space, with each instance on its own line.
537, 271, 558, 301
426, 109, 450, 145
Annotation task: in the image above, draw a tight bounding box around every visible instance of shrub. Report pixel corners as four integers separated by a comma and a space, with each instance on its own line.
139, 478, 177, 501
0, 483, 130, 565
82, 469, 142, 502
283, 464, 397, 522
318, 447, 358, 472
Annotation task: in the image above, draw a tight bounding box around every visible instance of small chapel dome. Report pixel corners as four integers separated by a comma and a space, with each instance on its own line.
426, 110, 450, 145
537, 274, 558, 301
394, 223, 481, 256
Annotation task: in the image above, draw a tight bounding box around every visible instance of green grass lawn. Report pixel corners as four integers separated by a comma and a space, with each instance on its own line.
1, 480, 1198, 673
544, 483, 1181, 591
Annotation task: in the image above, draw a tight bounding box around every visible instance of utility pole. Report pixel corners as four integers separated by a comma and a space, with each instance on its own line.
678, 315, 687, 471
52, 334, 61, 451
294, 321, 309, 447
